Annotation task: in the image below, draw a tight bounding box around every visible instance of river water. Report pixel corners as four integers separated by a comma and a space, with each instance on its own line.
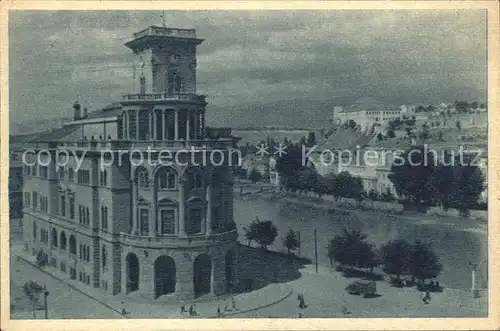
233, 197, 488, 291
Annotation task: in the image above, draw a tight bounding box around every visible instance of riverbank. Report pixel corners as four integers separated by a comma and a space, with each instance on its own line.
234, 186, 486, 231
232, 190, 488, 291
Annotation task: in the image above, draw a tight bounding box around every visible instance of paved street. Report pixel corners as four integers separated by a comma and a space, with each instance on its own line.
10, 255, 125, 319
228, 265, 486, 318
10, 248, 486, 320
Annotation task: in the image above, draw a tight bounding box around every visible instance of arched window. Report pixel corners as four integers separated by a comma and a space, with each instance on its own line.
137, 168, 149, 189
157, 168, 177, 190
60, 231, 67, 251
69, 235, 77, 255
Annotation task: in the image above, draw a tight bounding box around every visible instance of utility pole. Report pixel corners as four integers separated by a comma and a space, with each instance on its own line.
43, 285, 50, 319
297, 231, 301, 257
314, 228, 318, 273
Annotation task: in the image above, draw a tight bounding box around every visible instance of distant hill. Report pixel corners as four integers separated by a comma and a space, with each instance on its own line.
10, 117, 69, 135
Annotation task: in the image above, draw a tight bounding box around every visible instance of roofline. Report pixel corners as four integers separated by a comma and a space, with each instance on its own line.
64, 117, 118, 126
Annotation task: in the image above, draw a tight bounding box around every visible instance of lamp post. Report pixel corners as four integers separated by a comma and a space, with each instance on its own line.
43, 285, 50, 319
469, 261, 479, 298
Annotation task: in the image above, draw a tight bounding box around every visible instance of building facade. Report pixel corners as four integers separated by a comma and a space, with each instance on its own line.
22, 26, 239, 301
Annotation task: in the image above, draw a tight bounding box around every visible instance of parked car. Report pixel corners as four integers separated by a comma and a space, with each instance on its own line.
345, 280, 377, 298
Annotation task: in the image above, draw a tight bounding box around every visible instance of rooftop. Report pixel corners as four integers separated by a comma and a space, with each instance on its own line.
125, 26, 204, 50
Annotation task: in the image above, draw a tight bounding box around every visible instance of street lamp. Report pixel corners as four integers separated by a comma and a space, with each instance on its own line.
469, 261, 479, 298
43, 285, 50, 319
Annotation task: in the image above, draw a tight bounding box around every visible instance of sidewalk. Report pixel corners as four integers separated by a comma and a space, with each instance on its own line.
12, 246, 292, 319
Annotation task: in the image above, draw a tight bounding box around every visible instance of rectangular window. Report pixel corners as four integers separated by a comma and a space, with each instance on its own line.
129, 111, 137, 139
60, 194, 66, 217
139, 208, 149, 236
77, 170, 90, 184
59, 166, 65, 180
32, 165, 37, 177
32, 192, 38, 209
101, 206, 108, 230
40, 166, 48, 179
69, 196, 75, 219
187, 208, 202, 235
160, 210, 175, 235
68, 168, 74, 182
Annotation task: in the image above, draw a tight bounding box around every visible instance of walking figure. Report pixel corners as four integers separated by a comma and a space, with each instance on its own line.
180, 305, 186, 313
421, 291, 431, 304
297, 293, 307, 309
231, 297, 237, 311
297, 313, 303, 318
217, 304, 221, 316
189, 305, 194, 315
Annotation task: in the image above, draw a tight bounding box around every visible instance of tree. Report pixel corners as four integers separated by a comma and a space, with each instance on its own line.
326, 229, 377, 271
243, 218, 259, 246
388, 147, 437, 209
409, 241, 443, 283
282, 228, 301, 254
297, 167, 318, 194
36, 249, 48, 268
471, 101, 478, 109
313, 175, 329, 198
380, 239, 412, 280
387, 129, 395, 138
276, 142, 308, 184
246, 218, 278, 250
377, 133, 384, 141
306, 131, 317, 147
23, 280, 43, 319
454, 165, 485, 217
248, 168, 262, 183
335, 172, 364, 200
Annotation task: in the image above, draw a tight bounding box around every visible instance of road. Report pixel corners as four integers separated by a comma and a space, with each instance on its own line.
10, 256, 124, 319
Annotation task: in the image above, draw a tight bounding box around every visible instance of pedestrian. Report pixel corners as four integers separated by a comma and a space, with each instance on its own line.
189, 305, 194, 315
297, 313, 303, 318
231, 297, 237, 311
180, 305, 185, 313
421, 291, 428, 304
425, 291, 431, 303
217, 304, 221, 316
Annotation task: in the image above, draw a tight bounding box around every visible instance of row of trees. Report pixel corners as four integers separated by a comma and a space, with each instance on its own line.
244, 217, 300, 254
327, 230, 443, 283
244, 218, 442, 284
389, 147, 485, 215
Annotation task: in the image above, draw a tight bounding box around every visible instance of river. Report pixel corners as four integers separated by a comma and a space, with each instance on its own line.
233, 197, 488, 291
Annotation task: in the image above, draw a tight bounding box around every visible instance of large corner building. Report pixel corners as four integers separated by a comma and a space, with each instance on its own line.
22, 26, 239, 300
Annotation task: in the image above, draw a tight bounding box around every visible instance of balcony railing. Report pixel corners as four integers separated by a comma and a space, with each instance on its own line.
56, 138, 235, 151
133, 26, 197, 40
118, 229, 237, 248
122, 93, 206, 102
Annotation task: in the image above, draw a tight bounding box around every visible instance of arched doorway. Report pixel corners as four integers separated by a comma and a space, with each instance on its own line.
154, 255, 176, 298
225, 249, 236, 293
193, 254, 212, 298
126, 253, 139, 293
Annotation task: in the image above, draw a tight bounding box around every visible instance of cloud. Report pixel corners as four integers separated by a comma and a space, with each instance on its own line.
9, 10, 487, 129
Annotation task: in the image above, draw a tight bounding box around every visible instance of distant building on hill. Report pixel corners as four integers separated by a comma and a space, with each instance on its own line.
332, 98, 416, 131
